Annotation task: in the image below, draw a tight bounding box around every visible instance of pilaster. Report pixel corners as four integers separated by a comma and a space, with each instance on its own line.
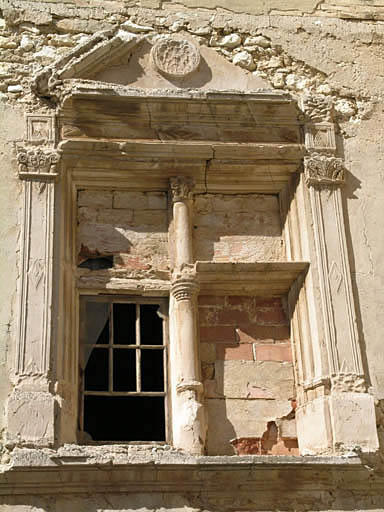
292, 96, 378, 454
7, 115, 60, 447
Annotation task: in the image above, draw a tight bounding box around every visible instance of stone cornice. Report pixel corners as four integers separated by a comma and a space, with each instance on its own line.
17, 146, 61, 181
304, 153, 345, 186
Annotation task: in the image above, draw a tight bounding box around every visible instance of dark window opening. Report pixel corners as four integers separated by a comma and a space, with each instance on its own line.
80, 298, 167, 442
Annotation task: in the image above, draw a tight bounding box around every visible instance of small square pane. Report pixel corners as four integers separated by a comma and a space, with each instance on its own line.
140, 304, 163, 345
113, 348, 136, 391
113, 303, 136, 345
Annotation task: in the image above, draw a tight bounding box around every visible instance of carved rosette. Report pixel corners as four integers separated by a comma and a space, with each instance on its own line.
169, 176, 194, 202
304, 153, 345, 186
17, 147, 61, 180
151, 36, 200, 79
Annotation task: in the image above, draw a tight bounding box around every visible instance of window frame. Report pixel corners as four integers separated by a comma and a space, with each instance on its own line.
78, 294, 170, 444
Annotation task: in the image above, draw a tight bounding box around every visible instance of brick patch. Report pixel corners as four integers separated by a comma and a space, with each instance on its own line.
253, 343, 292, 362
216, 343, 254, 361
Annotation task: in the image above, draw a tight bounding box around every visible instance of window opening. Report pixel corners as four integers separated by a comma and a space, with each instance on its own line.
80, 297, 167, 442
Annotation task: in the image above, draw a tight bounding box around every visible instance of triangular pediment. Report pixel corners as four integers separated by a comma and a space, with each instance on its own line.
33, 27, 272, 99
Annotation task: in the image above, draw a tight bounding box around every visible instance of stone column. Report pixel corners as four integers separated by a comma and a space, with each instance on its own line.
169, 176, 206, 454
6, 144, 60, 447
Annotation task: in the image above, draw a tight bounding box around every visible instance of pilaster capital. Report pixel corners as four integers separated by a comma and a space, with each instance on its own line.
17, 146, 61, 181
171, 265, 199, 301
169, 176, 194, 203
304, 153, 345, 186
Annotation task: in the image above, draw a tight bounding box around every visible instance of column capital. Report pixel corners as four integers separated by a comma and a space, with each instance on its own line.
169, 176, 194, 202
171, 265, 199, 301
17, 145, 61, 181
304, 153, 345, 186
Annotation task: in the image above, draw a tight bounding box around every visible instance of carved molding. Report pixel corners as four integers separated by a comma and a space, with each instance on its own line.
171, 271, 200, 301
17, 147, 61, 180
176, 380, 204, 395
151, 36, 200, 79
169, 176, 194, 202
26, 115, 56, 145
331, 373, 367, 393
305, 122, 336, 154
304, 153, 345, 186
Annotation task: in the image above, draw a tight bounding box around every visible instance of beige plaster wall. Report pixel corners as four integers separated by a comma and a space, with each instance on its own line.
0, 102, 23, 434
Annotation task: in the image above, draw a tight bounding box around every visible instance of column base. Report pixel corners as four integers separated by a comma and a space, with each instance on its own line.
297, 392, 378, 455
6, 390, 55, 447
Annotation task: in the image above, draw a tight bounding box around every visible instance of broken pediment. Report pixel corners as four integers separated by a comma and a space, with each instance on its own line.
33, 27, 272, 100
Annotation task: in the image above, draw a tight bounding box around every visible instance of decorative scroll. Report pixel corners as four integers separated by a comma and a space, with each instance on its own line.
169, 176, 194, 202
304, 153, 345, 186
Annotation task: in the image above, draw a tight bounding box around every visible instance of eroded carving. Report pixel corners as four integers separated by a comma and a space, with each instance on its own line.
304, 153, 345, 185
301, 95, 334, 122
169, 176, 194, 202
26, 115, 55, 144
151, 37, 200, 79
331, 373, 367, 393
305, 123, 336, 153
17, 147, 61, 180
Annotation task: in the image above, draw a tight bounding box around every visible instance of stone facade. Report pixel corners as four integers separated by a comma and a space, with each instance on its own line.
1, 0, 384, 510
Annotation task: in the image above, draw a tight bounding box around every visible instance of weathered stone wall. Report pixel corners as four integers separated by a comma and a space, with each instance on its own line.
193, 194, 284, 262
77, 189, 169, 271
199, 295, 295, 455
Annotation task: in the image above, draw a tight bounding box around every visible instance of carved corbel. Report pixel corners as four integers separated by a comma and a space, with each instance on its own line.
301, 94, 334, 123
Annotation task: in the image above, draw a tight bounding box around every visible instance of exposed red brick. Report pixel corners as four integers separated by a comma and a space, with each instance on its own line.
217, 309, 249, 325
231, 437, 261, 455
114, 254, 151, 270
254, 343, 292, 362
199, 296, 226, 306
256, 308, 288, 325
216, 343, 254, 360
254, 298, 283, 308
225, 296, 254, 307
231, 423, 299, 456
200, 326, 236, 343
198, 307, 218, 326
236, 325, 290, 342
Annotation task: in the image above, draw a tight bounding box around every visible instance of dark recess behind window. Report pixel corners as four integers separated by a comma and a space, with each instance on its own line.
82, 299, 166, 442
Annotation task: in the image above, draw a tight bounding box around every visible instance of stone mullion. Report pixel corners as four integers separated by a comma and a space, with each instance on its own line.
168, 176, 206, 455
7, 144, 60, 447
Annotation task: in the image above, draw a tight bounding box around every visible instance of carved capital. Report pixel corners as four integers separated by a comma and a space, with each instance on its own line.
301, 94, 334, 123
17, 147, 61, 180
169, 176, 194, 202
331, 373, 367, 393
304, 153, 345, 186
171, 266, 199, 301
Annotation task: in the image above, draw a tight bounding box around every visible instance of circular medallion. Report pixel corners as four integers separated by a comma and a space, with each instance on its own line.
151, 37, 200, 79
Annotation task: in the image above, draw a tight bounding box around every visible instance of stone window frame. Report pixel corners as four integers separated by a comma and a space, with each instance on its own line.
79, 294, 170, 444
